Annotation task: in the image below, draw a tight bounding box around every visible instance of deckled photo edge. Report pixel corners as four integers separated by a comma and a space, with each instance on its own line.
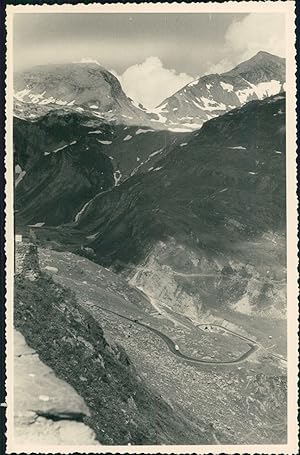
4, 2, 298, 454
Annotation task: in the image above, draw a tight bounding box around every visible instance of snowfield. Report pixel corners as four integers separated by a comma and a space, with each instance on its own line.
220, 81, 234, 92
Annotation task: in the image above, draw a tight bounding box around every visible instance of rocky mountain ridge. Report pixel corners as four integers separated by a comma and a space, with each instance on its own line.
155, 51, 285, 131
14, 52, 285, 134
14, 62, 158, 127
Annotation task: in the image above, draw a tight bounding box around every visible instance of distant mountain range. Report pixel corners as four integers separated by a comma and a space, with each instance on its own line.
14, 51, 285, 132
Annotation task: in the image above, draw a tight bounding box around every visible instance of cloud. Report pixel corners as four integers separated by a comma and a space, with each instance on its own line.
73, 57, 102, 66
204, 58, 233, 75
225, 13, 285, 61
111, 14, 286, 106
204, 13, 285, 77
112, 56, 193, 109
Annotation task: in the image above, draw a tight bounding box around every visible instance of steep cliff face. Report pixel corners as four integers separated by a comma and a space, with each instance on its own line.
14, 242, 212, 445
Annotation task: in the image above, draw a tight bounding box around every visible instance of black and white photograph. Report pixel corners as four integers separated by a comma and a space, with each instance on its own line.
4, 2, 298, 454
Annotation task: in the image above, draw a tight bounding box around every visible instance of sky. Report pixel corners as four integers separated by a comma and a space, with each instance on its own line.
13, 13, 286, 108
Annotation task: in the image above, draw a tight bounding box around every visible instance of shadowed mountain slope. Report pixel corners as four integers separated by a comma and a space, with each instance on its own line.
14, 111, 185, 226
71, 93, 286, 320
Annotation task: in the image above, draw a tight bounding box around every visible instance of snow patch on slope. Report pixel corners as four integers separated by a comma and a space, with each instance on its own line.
228, 146, 246, 150
50, 141, 77, 154
123, 135, 132, 141
254, 80, 281, 99
113, 170, 122, 186
199, 97, 227, 112
14, 89, 76, 107
191, 100, 203, 110
74, 200, 92, 223
29, 222, 45, 227
188, 79, 199, 87
97, 140, 112, 145
149, 148, 163, 158
220, 81, 233, 92
15, 165, 26, 187
149, 105, 167, 124
168, 127, 191, 132
135, 128, 154, 135
236, 79, 281, 104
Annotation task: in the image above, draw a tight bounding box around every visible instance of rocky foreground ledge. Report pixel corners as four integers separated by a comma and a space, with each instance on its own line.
14, 330, 99, 445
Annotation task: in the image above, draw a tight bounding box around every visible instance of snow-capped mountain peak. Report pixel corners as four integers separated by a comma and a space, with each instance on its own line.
13, 62, 155, 126
13, 52, 285, 132
154, 51, 285, 131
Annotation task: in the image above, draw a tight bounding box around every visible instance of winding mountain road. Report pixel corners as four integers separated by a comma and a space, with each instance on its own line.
42, 262, 269, 366
95, 304, 259, 366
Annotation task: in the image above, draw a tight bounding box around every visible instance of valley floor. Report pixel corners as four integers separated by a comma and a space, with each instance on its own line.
36, 247, 287, 445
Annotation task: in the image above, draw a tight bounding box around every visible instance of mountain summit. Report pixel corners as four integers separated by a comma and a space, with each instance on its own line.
14, 62, 154, 126
154, 51, 285, 131
224, 51, 285, 84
